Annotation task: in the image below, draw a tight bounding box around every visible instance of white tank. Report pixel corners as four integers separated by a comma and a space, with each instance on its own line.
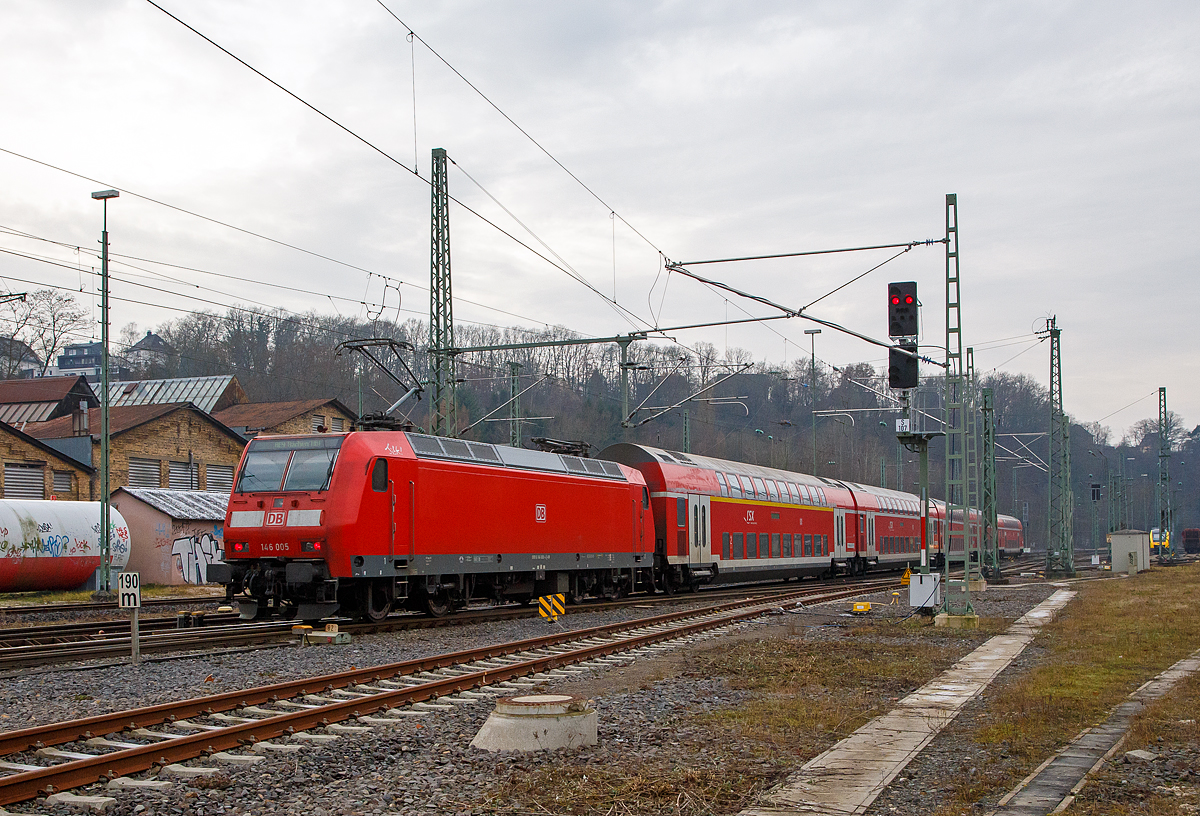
0, 499, 130, 592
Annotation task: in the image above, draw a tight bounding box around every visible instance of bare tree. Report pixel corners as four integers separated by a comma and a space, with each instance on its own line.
0, 289, 90, 377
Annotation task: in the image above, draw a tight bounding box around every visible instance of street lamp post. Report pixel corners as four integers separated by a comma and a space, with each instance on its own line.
91, 189, 118, 596
805, 329, 821, 474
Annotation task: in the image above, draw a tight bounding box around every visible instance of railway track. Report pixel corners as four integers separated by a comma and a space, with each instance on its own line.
0, 580, 891, 808
0, 577, 895, 671
0, 594, 227, 618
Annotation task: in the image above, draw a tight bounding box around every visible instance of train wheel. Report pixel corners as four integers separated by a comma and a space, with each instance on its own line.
362, 582, 392, 623
425, 592, 452, 617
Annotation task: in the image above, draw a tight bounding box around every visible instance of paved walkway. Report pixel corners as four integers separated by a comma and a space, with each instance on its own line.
739, 589, 1077, 816
988, 647, 1200, 816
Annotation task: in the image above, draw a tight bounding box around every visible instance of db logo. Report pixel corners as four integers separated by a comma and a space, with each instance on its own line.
744, 509, 755, 524
534, 504, 547, 523
265, 510, 286, 527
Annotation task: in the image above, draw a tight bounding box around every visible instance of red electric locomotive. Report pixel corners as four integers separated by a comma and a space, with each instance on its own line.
209, 431, 654, 620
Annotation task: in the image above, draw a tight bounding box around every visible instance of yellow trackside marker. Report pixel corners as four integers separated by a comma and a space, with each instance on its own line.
852, 601, 871, 615
538, 593, 565, 622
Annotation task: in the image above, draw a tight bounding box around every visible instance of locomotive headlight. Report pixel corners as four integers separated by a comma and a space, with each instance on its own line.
301, 541, 324, 553
231, 542, 248, 553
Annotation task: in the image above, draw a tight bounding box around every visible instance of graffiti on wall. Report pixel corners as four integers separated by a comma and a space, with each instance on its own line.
171, 529, 225, 585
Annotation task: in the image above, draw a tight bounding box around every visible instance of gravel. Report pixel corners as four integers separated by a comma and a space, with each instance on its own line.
0, 580, 1125, 816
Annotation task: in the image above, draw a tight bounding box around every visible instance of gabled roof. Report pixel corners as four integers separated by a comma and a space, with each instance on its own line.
114, 487, 228, 520
128, 331, 172, 353
24, 402, 247, 446
0, 337, 42, 365
0, 418, 93, 472
108, 375, 247, 413
212, 398, 356, 432
0, 375, 98, 424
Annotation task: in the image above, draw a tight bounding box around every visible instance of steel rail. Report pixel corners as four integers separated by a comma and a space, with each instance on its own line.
0, 582, 886, 805
0, 582, 890, 787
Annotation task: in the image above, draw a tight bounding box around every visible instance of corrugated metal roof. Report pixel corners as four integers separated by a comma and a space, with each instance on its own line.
108, 376, 238, 413
0, 402, 58, 424
117, 487, 229, 520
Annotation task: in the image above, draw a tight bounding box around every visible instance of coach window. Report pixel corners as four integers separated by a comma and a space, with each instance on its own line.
371, 458, 388, 492
722, 532, 730, 560
752, 477, 767, 498
782, 533, 792, 557
770, 533, 780, 557
677, 497, 687, 528
765, 480, 779, 502
747, 532, 758, 558
715, 472, 729, 497
732, 532, 744, 559
727, 473, 743, 498
787, 483, 800, 503
740, 475, 755, 498
802, 534, 810, 557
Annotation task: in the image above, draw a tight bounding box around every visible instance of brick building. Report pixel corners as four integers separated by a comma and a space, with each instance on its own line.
212, 398, 356, 439
26, 403, 246, 495
0, 375, 98, 425
0, 419, 93, 500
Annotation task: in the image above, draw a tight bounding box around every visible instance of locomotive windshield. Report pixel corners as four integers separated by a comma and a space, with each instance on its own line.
237, 436, 344, 493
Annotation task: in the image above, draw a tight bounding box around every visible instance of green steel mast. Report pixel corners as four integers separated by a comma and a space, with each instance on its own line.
1157, 386, 1172, 555
1045, 316, 1075, 576
943, 194, 974, 615
429, 147, 457, 437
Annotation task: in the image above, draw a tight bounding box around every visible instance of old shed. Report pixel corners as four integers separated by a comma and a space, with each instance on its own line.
112, 487, 228, 585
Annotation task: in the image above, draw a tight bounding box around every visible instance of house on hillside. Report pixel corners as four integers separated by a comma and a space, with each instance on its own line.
125, 331, 174, 370
58, 341, 131, 383
0, 418, 93, 500
107, 375, 247, 414
213, 398, 356, 438
0, 337, 43, 379
25, 402, 246, 495
0, 375, 98, 426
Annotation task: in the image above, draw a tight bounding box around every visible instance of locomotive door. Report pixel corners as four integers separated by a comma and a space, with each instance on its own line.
687, 494, 711, 564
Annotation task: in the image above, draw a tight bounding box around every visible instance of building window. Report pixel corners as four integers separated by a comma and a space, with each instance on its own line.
168, 460, 199, 490
128, 457, 161, 488
311, 414, 326, 432
206, 464, 234, 493
3, 463, 45, 499
331, 416, 345, 432
52, 471, 72, 495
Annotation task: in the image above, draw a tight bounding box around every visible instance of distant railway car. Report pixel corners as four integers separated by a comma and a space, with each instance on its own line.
997, 515, 1025, 558
211, 432, 653, 620
600, 444, 927, 588
0, 499, 131, 591
1181, 528, 1200, 555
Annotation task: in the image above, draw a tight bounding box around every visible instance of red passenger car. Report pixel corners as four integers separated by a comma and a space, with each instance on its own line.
210, 432, 653, 620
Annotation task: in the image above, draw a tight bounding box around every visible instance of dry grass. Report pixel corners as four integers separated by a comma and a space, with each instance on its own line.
0, 583, 223, 605
483, 629, 969, 815
930, 564, 1200, 814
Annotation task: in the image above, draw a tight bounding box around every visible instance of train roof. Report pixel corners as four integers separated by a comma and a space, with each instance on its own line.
251, 431, 641, 484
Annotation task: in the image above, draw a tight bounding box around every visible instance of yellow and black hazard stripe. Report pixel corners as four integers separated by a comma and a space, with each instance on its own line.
538, 593, 565, 621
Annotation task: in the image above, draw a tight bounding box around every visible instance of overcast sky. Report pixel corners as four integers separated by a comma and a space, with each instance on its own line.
2, 1, 1196, 441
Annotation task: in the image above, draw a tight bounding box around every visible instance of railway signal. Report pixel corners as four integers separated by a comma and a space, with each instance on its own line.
887, 281, 918, 337
888, 342, 919, 389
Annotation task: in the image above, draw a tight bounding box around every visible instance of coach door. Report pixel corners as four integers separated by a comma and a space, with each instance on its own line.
866, 514, 876, 558
834, 508, 847, 557
687, 494, 711, 565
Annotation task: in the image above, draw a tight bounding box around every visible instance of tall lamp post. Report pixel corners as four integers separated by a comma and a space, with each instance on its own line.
92, 189, 118, 595
805, 329, 821, 474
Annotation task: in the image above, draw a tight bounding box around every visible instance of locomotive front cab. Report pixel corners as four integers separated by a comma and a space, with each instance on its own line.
211, 434, 345, 621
